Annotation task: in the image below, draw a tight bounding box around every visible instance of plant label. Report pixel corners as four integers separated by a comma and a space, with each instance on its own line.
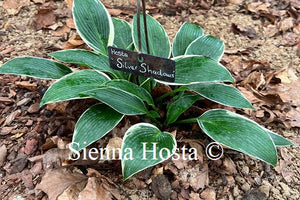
108, 46, 175, 82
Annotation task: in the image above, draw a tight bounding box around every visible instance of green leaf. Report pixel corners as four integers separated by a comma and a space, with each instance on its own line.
73, 0, 114, 54
81, 87, 148, 115
172, 55, 234, 85
132, 14, 171, 58
103, 79, 154, 106
187, 82, 254, 109
72, 104, 124, 151
0, 57, 72, 79
112, 18, 133, 49
121, 123, 176, 180
166, 93, 203, 125
198, 109, 278, 166
265, 129, 293, 147
49, 49, 113, 73
185, 35, 225, 61
40, 70, 110, 107
172, 22, 204, 57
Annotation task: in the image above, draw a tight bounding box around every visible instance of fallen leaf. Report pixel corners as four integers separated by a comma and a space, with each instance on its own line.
264, 24, 278, 37
46, 101, 69, 114
200, 188, 216, 200
3, 0, 30, 15
65, 0, 73, 9
62, 34, 85, 49
57, 181, 87, 200
66, 18, 75, 29
179, 164, 209, 191
42, 148, 71, 169
107, 8, 123, 16
190, 191, 201, 200
277, 17, 295, 32
217, 157, 237, 175
105, 137, 122, 159
227, 0, 244, 5
231, 23, 259, 39
28, 102, 40, 113
275, 65, 298, 84
36, 168, 87, 200
242, 71, 266, 90
279, 32, 299, 47
51, 25, 71, 36
286, 107, 300, 127
280, 148, 292, 164
0, 145, 7, 167
247, 2, 270, 13
78, 177, 112, 200
151, 174, 172, 200
35, 5, 57, 30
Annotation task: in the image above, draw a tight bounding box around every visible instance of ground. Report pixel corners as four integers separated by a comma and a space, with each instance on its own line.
0, 0, 299, 199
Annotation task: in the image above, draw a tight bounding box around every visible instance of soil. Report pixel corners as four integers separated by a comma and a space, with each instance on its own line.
0, 0, 299, 200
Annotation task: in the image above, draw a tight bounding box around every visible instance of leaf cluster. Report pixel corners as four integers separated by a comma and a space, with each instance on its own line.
0, 0, 292, 180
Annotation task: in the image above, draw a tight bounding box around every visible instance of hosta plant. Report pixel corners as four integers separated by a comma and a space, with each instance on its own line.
0, 0, 292, 180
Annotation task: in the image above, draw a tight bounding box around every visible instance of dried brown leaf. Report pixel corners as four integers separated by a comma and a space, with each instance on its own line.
277, 18, 295, 32
66, 18, 76, 29
247, 2, 270, 13
46, 101, 69, 114
286, 107, 300, 127
231, 23, 259, 39
105, 137, 122, 159
217, 157, 237, 175
279, 32, 299, 47
42, 148, 71, 169
36, 168, 87, 200
3, 0, 30, 15
151, 174, 172, 200
35, 6, 57, 30
62, 34, 85, 49
242, 71, 265, 90
107, 8, 123, 16
78, 177, 112, 200
200, 188, 216, 200
226, 0, 244, 5
57, 181, 87, 200
65, 0, 73, 9
51, 25, 71, 36
264, 24, 278, 37
179, 164, 209, 191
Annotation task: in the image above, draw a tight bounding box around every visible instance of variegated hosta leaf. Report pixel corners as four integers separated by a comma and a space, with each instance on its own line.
198, 109, 278, 166
121, 123, 176, 180
132, 14, 171, 58
172, 22, 204, 57
71, 104, 124, 151
73, 0, 114, 54
0, 57, 72, 79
